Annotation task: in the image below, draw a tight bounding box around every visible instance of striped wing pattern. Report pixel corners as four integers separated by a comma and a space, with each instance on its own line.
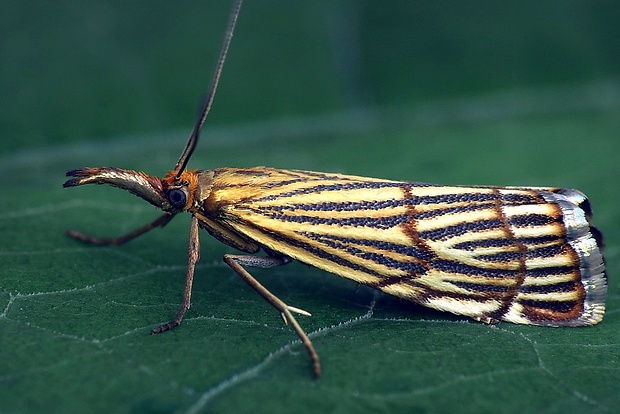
205, 168, 606, 326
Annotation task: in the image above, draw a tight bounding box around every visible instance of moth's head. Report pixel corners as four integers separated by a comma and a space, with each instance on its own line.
160, 170, 201, 213
63, 167, 202, 214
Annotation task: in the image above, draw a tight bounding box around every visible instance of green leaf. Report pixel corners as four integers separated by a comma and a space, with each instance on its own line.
2, 97, 619, 413
1, 2, 619, 413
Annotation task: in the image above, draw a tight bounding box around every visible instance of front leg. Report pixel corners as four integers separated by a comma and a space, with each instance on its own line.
67, 213, 175, 246
223, 254, 321, 378
152, 214, 200, 334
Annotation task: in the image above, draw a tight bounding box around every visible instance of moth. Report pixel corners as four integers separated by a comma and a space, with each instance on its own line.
63, 0, 607, 378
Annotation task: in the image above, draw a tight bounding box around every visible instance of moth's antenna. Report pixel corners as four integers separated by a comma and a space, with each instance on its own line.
173, 0, 243, 179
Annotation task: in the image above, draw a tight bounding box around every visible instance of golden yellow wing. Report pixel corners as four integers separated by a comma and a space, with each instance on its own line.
204, 167, 606, 327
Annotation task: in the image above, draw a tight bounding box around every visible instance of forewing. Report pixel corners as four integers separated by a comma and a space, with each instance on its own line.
210, 168, 606, 326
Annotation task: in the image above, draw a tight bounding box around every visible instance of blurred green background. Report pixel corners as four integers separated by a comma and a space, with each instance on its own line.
1, 1, 619, 413
3, 0, 619, 154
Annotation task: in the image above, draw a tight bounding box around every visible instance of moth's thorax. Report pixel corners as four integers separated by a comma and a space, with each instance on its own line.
195, 170, 216, 203
199, 167, 275, 215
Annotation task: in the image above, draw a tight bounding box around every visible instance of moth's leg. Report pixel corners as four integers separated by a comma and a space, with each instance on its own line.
66, 213, 175, 246
152, 215, 200, 334
472, 315, 501, 325
223, 253, 321, 378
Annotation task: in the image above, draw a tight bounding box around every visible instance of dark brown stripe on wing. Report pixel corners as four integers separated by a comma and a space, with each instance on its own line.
487, 189, 528, 320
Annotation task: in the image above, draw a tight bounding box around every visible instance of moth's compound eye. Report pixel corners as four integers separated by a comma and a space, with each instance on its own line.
167, 187, 188, 209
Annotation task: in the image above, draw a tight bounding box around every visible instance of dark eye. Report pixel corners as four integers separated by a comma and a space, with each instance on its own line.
167, 187, 187, 209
